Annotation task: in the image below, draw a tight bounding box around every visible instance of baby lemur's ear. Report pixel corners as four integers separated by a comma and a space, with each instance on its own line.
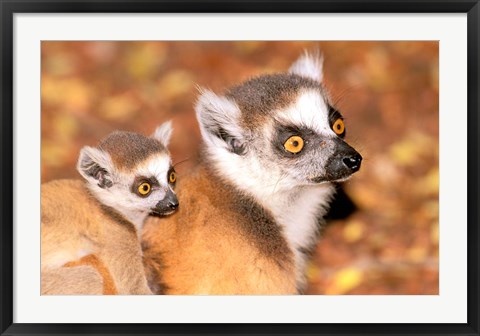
289, 51, 324, 82
195, 88, 247, 155
152, 120, 173, 148
77, 146, 114, 189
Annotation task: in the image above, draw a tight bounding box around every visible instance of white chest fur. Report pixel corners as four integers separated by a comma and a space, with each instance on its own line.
265, 184, 335, 287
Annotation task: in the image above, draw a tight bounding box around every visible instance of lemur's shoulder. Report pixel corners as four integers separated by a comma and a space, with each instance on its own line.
41, 179, 102, 231
42, 179, 89, 204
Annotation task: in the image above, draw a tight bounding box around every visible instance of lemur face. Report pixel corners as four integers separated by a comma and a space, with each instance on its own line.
250, 88, 362, 186
196, 53, 361, 193
77, 121, 179, 225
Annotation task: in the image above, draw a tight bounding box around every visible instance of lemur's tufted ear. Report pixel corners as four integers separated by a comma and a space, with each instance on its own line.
152, 120, 173, 148
195, 88, 247, 155
77, 146, 114, 189
289, 51, 324, 82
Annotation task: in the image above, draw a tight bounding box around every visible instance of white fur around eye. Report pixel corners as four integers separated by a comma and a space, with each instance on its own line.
136, 154, 172, 186
280, 90, 332, 136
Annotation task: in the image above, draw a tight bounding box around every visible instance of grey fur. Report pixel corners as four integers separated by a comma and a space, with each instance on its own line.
225, 73, 327, 128
99, 131, 168, 171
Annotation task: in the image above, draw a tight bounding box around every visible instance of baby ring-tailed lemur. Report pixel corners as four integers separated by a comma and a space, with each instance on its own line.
41, 121, 178, 295
142, 52, 362, 294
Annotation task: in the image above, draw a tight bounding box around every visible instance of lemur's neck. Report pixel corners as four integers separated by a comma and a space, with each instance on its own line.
104, 205, 147, 238
263, 185, 335, 288
119, 210, 148, 232
203, 151, 335, 288
85, 183, 146, 235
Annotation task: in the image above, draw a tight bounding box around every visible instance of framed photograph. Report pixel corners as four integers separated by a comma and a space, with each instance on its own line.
1, 1, 478, 335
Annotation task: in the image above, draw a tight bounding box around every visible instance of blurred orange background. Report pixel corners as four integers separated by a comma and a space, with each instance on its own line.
41, 41, 439, 294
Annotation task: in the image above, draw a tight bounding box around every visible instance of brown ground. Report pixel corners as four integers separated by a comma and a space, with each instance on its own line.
41, 41, 439, 294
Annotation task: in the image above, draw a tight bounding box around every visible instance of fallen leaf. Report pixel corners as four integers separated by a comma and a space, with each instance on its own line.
407, 246, 428, 263
156, 70, 194, 101
99, 93, 139, 121
343, 220, 365, 243
325, 267, 363, 294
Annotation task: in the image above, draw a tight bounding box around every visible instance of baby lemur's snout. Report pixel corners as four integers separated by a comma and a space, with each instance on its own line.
325, 138, 362, 181
152, 189, 179, 216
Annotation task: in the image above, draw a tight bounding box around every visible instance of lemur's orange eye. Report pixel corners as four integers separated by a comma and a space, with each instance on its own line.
333, 118, 345, 135
169, 171, 177, 184
284, 136, 304, 154
138, 182, 151, 196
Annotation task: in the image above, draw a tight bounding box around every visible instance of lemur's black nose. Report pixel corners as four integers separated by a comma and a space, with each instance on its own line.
152, 190, 179, 216
165, 190, 179, 210
343, 153, 362, 172
168, 200, 179, 210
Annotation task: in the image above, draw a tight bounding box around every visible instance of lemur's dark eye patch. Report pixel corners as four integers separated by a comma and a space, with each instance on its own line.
132, 176, 159, 196
273, 124, 315, 157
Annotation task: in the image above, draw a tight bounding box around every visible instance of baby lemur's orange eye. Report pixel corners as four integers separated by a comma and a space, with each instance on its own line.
284, 136, 304, 154
138, 182, 151, 196
333, 118, 345, 135
169, 171, 177, 184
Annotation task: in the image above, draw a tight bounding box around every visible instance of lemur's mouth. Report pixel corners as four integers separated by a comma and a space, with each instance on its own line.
150, 192, 179, 217
310, 168, 359, 184
310, 175, 351, 184
150, 209, 176, 217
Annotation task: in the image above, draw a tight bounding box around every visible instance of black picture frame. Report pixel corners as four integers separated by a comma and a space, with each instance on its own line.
1, 1, 479, 335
